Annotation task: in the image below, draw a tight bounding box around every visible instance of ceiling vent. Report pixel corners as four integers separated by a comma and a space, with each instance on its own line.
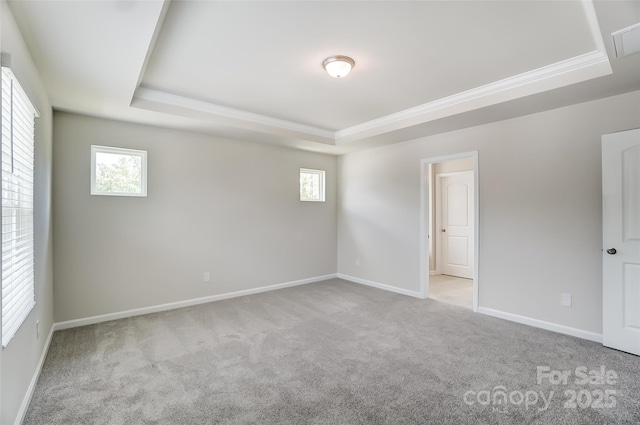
612, 23, 640, 58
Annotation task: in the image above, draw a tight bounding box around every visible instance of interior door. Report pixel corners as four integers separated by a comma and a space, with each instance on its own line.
602, 128, 640, 356
439, 171, 474, 279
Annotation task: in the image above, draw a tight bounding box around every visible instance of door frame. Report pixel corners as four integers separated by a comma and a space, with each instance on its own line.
420, 151, 479, 312
435, 170, 474, 277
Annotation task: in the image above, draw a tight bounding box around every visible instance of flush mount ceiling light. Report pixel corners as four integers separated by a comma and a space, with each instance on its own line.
322, 55, 355, 78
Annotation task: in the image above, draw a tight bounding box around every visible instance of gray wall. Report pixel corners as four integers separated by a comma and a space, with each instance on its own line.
337, 90, 640, 335
53, 113, 337, 322
1, 1, 54, 424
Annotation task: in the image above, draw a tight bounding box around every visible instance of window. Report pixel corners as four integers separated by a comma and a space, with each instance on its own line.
300, 168, 325, 202
91, 145, 147, 196
1, 66, 38, 347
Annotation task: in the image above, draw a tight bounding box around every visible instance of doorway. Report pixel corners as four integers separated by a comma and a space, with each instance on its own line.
420, 152, 479, 311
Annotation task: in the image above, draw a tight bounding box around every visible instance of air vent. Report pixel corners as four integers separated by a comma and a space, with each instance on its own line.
612, 23, 640, 58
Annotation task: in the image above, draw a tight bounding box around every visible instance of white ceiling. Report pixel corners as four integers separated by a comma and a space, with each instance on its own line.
7, 0, 640, 155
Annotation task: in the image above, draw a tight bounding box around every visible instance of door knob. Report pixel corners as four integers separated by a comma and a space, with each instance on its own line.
441, 229, 446, 232
606, 248, 617, 255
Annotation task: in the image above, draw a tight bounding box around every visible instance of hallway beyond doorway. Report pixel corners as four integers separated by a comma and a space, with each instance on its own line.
428, 274, 472, 309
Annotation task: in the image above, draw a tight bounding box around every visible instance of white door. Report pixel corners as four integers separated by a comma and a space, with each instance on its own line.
602, 128, 640, 356
438, 171, 474, 279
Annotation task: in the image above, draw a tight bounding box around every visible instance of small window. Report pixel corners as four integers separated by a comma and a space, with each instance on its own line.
91, 145, 147, 196
300, 168, 325, 202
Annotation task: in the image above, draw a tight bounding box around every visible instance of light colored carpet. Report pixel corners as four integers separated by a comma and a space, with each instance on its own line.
24, 279, 640, 424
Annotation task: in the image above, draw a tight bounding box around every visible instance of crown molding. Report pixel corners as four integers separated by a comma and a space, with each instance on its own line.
133, 42, 611, 148
335, 50, 611, 144
131, 50, 612, 146
131, 86, 335, 144
334, 0, 611, 144
130, 0, 611, 149
132, 45, 610, 148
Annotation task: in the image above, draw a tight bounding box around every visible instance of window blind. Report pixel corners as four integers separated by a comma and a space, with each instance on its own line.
1, 66, 38, 347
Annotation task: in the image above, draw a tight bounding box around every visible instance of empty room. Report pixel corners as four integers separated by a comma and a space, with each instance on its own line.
1, 0, 640, 424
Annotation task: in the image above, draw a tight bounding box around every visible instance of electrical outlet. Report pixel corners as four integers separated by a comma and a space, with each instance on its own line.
36, 320, 40, 339
203, 272, 211, 282
560, 293, 572, 307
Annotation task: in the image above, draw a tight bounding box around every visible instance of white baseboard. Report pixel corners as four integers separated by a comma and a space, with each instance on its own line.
14, 324, 55, 425
477, 307, 603, 343
54, 274, 337, 331
337, 273, 424, 299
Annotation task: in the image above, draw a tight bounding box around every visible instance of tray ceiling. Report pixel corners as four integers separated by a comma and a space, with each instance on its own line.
7, 1, 640, 154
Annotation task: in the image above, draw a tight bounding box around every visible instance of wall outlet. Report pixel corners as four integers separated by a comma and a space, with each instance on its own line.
36, 320, 40, 339
356, 258, 360, 267
560, 293, 572, 307
203, 272, 211, 283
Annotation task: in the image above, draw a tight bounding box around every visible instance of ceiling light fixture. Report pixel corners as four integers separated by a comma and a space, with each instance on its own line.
322, 55, 355, 78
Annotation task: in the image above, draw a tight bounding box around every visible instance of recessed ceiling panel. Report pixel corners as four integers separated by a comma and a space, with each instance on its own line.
142, 1, 596, 130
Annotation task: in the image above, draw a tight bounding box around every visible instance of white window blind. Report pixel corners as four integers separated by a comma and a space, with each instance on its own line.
1, 66, 38, 347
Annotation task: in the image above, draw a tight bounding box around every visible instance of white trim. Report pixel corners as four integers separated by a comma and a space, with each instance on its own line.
478, 307, 603, 343
419, 161, 430, 295
434, 173, 443, 276
13, 324, 55, 425
335, 50, 610, 144
133, 48, 610, 148
130, 1, 611, 150
90, 145, 148, 197
581, 0, 608, 55
131, 0, 172, 91
337, 274, 423, 299
132, 87, 335, 143
300, 168, 326, 202
53, 274, 337, 331
420, 152, 479, 312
